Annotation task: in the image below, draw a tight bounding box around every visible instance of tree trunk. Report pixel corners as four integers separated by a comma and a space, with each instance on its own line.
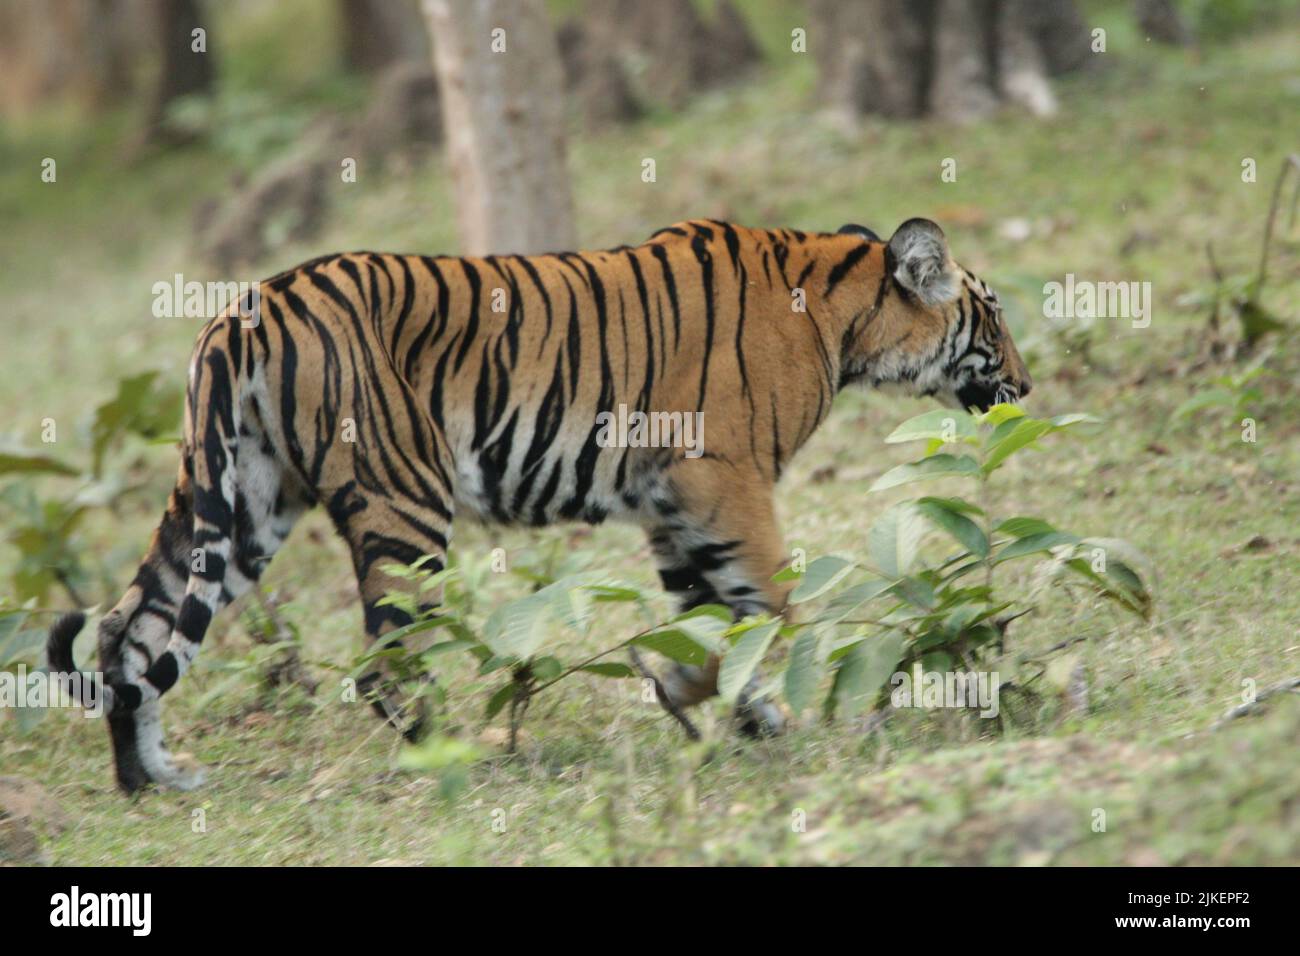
423, 0, 575, 255
144, 0, 215, 138
931, 0, 999, 124
340, 0, 428, 74
814, 0, 1090, 122
998, 0, 1059, 117
0, 0, 143, 119
581, 0, 761, 110
1135, 0, 1193, 46
812, 0, 931, 119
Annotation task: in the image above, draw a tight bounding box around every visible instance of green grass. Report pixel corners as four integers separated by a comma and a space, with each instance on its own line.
2, 14, 1298, 865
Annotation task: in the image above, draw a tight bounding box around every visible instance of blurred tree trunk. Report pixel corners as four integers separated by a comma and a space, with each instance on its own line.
340, 0, 429, 73
1135, 0, 1193, 45
143, 0, 216, 140
422, 0, 575, 254
580, 0, 761, 108
0, 0, 143, 119
812, 0, 1091, 123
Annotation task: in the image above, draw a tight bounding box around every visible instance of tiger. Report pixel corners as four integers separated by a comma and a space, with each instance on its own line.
46, 217, 1031, 793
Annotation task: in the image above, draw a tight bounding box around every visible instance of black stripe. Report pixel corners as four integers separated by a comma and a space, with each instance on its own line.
824, 241, 872, 297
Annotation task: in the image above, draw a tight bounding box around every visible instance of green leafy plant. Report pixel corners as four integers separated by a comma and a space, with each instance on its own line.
360, 554, 718, 751
372, 405, 1153, 778
0, 600, 55, 734
1182, 155, 1297, 357
765, 404, 1153, 724
1172, 360, 1270, 425
0, 372, 182, 603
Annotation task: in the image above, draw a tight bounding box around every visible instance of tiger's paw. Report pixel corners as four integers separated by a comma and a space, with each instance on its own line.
735, 697, 786, 738
735, 674, 786, 737
139, 748, 208, 792
159, 753, 208, 791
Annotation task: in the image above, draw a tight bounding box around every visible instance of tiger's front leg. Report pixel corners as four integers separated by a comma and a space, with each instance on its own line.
644, 465, 791, 736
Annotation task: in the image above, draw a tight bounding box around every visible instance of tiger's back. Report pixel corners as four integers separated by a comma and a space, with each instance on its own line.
269, 222, 856, 528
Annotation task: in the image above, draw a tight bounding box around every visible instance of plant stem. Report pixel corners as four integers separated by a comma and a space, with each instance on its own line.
1255, 154, 1300, 290
528, 623, 660, 696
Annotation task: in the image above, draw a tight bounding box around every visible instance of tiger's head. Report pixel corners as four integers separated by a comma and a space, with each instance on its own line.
839, 218, 1032, 412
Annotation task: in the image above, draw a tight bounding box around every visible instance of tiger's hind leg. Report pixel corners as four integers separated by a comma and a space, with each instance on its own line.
328, 476, 453, 741
96, 471, 196, 793
108, 424, 307, 792
645, 467, 791, 736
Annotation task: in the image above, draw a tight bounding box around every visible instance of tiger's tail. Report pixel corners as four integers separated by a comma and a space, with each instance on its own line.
46, 321, 244, 719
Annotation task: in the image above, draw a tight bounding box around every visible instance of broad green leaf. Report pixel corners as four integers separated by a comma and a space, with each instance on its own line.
417, 639, 481, 665
995, 516, 1056, 538
920, 650, 954, 673
871, 453, 981, 491
530, 656, 563, 682
981, 418, 1053, 473
717, 621, 780, 701
484, 682, 515, 719
1063, 558, 1151, 619
541, 580, 593, 632
1173, 388, 1236, 419
783, 629, 822, 716
917, 495, 985, 517
977, 403, 1026, 426
869, 503, 927, 577
890, 575, 938, 610
1236, 298, 1287, 346
1049, 413, 1101, 428
482, 592, 550, 660
635, 607, 727, 666
828, 630, 908, 719
477, 654, 513, 675
884, 409, 977, 444
942, 603, 984, 636
634, 629, 711, 666
1068, 537, 1154, 618
1079, 536, 1154, 580
821, 577, 895, 623
89, 371, 182, 477
381, 614, 462, 646
916, 500, 989, 557
0, 625, 46, 666
995, 531, 1080, 563
942, 600, 1012, 638
788, 555, 856, 603
585, 584, 643, 602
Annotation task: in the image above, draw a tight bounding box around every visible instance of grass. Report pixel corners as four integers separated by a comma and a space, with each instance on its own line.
2, 10, 1299, 865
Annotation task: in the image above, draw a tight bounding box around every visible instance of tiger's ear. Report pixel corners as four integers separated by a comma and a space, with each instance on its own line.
837, 223, 881, 241
887, 218, 959, 307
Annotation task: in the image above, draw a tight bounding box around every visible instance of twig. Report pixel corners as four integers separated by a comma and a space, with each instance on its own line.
528, 628, 649, 695
627, 646, 701, 741
1208, 676, 1300, 731
1255, 154, 1300, 291
507, 680, 531, 754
